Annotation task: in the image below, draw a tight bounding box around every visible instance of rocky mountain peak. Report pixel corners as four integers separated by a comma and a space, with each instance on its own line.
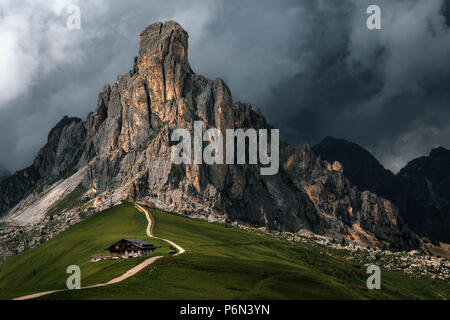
314, 137, 450, 243
400, 146, 450, 177
313, 137, 385, 171
312, 136, 399, 200
430, 146, 450, 156
46, 116, 82, 144
87, 84, 111, 135
135, 21, 192, 100
138, 21, 189, 64
0, 21, 424, 252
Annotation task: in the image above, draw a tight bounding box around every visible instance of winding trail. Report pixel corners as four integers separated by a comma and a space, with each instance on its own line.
135, 203, 185, 255
12, 204, 185, 300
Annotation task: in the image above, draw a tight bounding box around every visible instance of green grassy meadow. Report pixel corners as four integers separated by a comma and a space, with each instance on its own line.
0, 204, 448, 300
0, 204, 170, 300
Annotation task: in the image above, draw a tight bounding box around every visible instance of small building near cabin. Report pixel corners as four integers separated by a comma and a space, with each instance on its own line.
91, 253, 119, 262
106, 238, 156, 258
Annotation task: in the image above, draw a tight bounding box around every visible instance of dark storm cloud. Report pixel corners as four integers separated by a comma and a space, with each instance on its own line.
0, 0, 449, 173
265, 0, 450, 173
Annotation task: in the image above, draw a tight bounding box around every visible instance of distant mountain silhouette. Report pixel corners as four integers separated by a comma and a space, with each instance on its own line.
398, 147, 450, 242
0, 165, 10, 182
313, 137, 450, 242
0, 21, 421, 252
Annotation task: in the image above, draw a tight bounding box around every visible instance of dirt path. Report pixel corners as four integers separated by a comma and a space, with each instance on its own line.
13, 204, 184, 300
135, 203, 185, 255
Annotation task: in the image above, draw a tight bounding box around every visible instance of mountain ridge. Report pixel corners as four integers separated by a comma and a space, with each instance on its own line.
313, 137, 450, 242
0, 166, 9, 183
0, 21, 421, 253
0, 116, 85, 217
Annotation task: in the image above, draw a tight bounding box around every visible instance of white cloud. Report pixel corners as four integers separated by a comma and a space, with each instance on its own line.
0, 13, 38, 104
0, 0, 103, 106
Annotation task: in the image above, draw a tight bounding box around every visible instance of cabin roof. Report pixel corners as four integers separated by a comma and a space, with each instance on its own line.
123, 238, 155, 248
107, 238, 156, 251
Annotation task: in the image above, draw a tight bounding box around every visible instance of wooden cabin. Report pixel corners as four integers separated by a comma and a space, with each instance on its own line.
107, 238, 156, 258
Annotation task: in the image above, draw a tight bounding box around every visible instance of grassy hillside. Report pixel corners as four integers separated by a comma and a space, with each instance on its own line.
0, 204, 170, 300
0, 204, 448, 300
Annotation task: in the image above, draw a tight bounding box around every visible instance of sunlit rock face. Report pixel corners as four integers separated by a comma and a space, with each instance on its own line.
0, 21, 421, 251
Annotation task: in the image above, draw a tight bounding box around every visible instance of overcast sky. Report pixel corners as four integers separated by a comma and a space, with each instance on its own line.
1, 0, 450, 173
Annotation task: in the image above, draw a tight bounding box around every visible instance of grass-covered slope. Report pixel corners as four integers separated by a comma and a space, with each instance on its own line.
0, 204, 448, 300
0, 204, 170, 300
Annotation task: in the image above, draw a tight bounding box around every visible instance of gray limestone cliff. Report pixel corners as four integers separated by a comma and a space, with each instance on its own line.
0, 21, 420, 251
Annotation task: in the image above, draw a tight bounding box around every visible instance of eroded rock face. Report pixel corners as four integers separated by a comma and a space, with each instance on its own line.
0, 21, 421, 250
33, 117, 86, 178
0, 117, 86, 216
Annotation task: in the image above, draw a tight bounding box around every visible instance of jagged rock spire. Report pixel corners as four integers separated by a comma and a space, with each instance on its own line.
138, 21, 190, 67
136, 21, 192, 103
0, 21, 424, 253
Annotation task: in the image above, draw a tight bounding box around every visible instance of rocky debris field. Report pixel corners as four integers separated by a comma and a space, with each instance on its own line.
285, 232, 450, 281
229, 220, 450, 281
0, 207, 96, 264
